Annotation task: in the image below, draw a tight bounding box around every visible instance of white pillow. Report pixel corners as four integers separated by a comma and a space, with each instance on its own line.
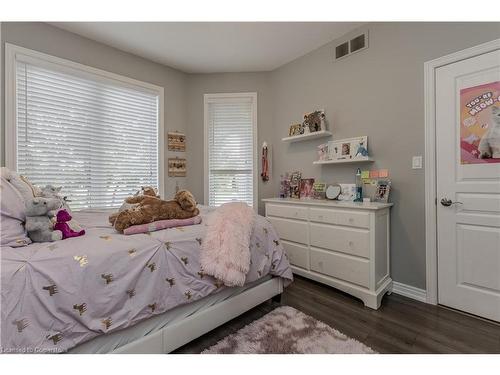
0, 177, 32, 247
0, 167, 39, 202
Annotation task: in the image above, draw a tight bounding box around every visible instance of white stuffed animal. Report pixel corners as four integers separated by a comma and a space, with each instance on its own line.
40, 184, 84, 233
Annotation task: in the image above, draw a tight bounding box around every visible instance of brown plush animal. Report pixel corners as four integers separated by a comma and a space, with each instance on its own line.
108, 186, 160, 225
110, 190, 199, 233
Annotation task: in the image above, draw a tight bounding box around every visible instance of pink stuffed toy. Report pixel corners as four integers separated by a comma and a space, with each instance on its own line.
54, 209, 85, 239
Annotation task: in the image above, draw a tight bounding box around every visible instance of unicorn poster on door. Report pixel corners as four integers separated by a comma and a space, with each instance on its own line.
460, 81, 500, 164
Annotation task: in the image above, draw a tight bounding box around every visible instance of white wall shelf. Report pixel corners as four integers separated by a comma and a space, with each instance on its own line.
282, 130, 332, 143
313, 157, 374, 165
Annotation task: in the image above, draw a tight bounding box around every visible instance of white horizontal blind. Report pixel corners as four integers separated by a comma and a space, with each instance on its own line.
207, 96, 255, 207
16, 61, 159, 210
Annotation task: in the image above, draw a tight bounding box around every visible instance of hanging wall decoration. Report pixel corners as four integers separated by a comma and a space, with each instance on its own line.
168, 157, 186, 177
167, 132, 186, 152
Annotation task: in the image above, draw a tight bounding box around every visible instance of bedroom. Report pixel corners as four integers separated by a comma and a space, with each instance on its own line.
1, 0, 500, 371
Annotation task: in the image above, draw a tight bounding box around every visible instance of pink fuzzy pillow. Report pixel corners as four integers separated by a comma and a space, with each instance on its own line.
122, 215, 202, 235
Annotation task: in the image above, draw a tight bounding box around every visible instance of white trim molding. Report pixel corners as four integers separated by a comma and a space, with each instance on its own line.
424, 38, 500, 305
392, 282, 427, 303
203, 92, 258, 211
4, 43, 166, 198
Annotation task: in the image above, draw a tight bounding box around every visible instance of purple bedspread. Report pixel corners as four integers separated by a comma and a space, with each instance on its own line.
0, 206, 292, 353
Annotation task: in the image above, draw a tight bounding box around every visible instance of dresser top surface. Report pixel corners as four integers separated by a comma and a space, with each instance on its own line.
262, 198, 393, 211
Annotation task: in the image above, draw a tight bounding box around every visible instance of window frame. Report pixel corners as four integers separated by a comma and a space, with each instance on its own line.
4, 43, 165, 199
203, 92, 258, 211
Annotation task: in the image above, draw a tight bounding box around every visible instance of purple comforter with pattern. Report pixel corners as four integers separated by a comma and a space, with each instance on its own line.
1, 206, 292, 353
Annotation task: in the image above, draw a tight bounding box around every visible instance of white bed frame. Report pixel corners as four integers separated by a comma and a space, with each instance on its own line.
110, 277, 283, 353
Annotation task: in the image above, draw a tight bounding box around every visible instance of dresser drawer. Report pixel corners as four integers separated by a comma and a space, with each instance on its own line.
266, 204, 308, 220
309, 207, 337, 224
310, 248, 370, 288
310, 223, 370, 258
335, 210, 370, 229
282, 240, 309, 269
268, 217, 308, 244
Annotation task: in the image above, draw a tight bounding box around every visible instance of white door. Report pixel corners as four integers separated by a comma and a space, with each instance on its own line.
436, 48, 500, 322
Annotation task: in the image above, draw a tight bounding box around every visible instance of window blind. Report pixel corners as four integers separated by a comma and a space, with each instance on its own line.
16, 61, 159, 210
206, 96, 255, 207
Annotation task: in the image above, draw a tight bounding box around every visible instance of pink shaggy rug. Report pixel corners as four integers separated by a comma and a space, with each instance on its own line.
202, 306, 376, 354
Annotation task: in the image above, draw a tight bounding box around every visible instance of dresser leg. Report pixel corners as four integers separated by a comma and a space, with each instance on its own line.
363, 280, 393, 309
363, 295, 380, 310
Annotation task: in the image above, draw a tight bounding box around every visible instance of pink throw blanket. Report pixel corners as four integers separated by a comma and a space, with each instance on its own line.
123, 215, 202, 235
200, 202, 255, 287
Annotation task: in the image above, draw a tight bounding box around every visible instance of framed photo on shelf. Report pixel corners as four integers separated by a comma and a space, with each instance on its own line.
328, 136, 368, 160
288, 124, 303, 137
303, 110, 326, 133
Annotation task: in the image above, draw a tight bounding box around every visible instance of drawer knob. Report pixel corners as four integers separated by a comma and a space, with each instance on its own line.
318, 215, 323, 219
348, 241, 354, 247
349, 218, 354, 222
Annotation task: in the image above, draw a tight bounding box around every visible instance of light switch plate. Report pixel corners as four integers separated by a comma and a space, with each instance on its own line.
412, 156, 423, 169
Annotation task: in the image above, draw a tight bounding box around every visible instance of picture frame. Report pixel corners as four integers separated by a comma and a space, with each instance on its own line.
303, 110, 326, 133
289, 171, 302, 198
328, 136, 368, 160
167, 132, 186, 152
168, 157, 186, 177
312, 182, 327, 200
288, 124, 303, 137
299, 178, 315, 199
374, 179, 391, 203
338, 183, 356, 201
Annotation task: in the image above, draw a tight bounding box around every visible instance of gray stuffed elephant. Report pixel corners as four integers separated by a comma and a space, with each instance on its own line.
25, 198, 63, 242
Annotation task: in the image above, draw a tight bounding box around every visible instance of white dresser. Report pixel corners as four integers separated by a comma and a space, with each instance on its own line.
263, 198, 393, 309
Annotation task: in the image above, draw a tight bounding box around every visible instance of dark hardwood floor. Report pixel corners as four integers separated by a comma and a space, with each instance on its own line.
174, 275, 500, 353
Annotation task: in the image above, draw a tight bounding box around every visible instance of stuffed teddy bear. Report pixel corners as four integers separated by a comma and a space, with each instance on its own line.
110, 189, 199, 233
108, 186, 160, 225
54, 209, 85, 239
25, 198, 63, 242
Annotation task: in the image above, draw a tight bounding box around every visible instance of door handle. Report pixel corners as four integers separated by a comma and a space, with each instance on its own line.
440, 198, 463, 207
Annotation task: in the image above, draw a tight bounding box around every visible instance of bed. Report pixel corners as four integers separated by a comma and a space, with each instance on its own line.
1, 206, 293, 354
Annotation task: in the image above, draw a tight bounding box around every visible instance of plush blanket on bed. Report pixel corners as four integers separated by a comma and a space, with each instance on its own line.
0, 206, 293, 353
201, 202, 255, 287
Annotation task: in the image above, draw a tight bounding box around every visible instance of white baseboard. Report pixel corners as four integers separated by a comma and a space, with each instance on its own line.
392, 281, 427, 303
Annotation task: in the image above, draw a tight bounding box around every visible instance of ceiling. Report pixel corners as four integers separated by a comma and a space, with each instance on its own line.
50, 22, 362, 73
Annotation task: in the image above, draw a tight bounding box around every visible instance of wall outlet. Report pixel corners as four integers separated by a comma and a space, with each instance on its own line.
412, 156, 423, 169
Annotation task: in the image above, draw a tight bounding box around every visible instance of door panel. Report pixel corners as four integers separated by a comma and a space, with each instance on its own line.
436, 48, 500, 322
458, 224, 500, 291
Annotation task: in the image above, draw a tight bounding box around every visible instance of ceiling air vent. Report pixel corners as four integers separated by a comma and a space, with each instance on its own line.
334, 30, 369, 61
335, 41, 349, 59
